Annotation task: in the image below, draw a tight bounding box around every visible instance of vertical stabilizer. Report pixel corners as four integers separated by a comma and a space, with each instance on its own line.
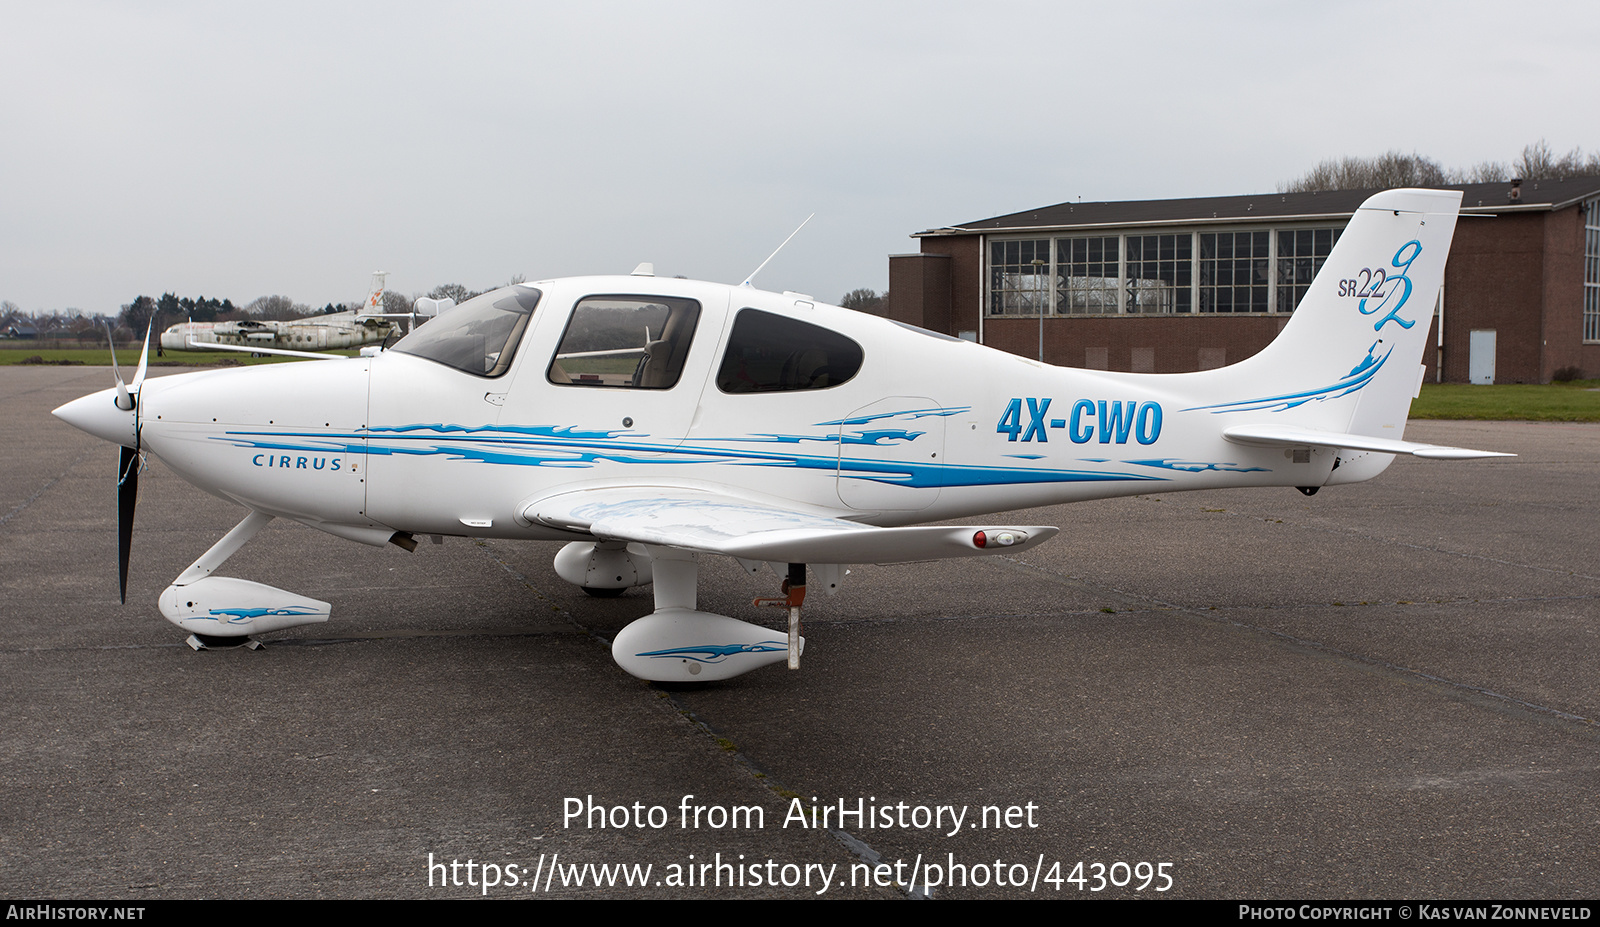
1186, 189, 1460, 442
1176, 189, 1468, 483
364, 271, 388, 315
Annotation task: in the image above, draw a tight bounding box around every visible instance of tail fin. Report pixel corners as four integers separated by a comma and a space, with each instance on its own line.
363, 271, 388, 314
1196, 189, 1460, 429
1257, 188, 1459, 437
1180, 189, 1507, 473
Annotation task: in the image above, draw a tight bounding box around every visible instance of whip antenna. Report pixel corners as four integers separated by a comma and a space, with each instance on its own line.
741, 214, 814, 288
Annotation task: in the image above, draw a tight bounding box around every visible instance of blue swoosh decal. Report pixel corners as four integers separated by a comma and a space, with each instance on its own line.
636, 641, 789, 663
1184, 341, 1391, 414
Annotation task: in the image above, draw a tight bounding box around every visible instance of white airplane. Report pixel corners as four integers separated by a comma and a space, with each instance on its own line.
56, 189, 1509, 682
158, 272, 396, 353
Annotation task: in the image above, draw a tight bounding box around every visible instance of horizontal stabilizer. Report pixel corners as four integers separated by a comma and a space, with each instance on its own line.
524, 487, 1058, 564
1222, 424, 1514, 460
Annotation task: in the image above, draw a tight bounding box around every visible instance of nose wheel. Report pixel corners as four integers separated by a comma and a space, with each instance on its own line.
158, 511, 332, 640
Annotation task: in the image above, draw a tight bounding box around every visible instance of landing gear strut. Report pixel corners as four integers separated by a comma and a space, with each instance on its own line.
754, 562, 807, 670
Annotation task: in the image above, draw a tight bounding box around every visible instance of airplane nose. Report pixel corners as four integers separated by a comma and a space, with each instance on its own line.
54, 387, 139, 449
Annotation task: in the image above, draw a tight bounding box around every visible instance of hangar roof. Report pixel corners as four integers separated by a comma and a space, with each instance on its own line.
917, 176, 1600, 236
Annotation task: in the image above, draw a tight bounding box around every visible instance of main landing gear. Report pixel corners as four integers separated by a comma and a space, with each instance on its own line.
556, 540, 812, 682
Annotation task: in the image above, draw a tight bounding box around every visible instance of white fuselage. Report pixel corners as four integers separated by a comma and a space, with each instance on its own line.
130, 275, 1357, 547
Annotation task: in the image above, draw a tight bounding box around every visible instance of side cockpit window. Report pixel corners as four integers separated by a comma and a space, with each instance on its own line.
547, 295, 701, 389
391, 286, 540, 378
716, 308, 862, 393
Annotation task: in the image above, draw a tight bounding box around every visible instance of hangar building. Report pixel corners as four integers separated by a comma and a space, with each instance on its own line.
888, 178, 1600, 383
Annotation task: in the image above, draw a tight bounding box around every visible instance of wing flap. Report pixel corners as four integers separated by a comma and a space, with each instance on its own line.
1222, 424, 1514, 460
524, 487, 1057, 564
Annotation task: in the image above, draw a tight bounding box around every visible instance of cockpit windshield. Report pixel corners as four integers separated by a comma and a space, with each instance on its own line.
391, 286, 541, 377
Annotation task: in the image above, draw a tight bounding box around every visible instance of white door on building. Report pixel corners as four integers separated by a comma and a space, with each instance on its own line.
1469, 329, 1496, 385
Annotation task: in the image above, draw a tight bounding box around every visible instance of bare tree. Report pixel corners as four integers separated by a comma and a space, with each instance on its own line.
245, 295, 310, 320
1513, 139, 1600, 180
381, 291, 412, 315
428, 283, 478, 303
1456, 160, 1512, 183
1281, 141, 1600, 193
839, 288, 889, 315
1279, 151, 1448, 193
1514, 140, 1558, 180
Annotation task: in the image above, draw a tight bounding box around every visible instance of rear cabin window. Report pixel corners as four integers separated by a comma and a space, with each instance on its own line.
716, 308, 862, 393
547, 295, 701, 389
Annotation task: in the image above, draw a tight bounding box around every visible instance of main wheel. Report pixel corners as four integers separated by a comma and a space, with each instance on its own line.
581, 586, 627, 598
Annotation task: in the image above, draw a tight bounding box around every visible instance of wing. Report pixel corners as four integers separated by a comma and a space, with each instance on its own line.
522, 486, 1057, 563
1222, 424, 1514, 460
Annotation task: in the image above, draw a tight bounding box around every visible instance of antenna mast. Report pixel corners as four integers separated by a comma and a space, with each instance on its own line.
741, 214, 814, 288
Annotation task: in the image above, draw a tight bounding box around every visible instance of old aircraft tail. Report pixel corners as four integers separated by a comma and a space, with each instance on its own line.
363, 271, 388, 315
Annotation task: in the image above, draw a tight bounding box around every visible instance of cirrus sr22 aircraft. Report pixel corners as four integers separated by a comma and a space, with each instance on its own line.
56, 189, 1508, 682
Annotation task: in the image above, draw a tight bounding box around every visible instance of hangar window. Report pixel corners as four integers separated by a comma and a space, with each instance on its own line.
548, 295, 701, 389
989, 239, 1051, 316
1585, 198, 1599, 343
1055, 236, 1121, 314
393, 285, 541, 378
716, 309, 862, 393
1125, 233, 1192, 313
1198, 231, 1270, 313
987, 225, 1344, 316
1275, 227, 1343, 312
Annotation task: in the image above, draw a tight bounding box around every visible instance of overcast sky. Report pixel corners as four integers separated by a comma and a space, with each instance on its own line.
3, 0, 1597, 315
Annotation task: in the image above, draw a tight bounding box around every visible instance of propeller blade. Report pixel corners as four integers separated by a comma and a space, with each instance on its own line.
131, 324, 151, 396
106, 323, 133, 411
117, 446, 140, 604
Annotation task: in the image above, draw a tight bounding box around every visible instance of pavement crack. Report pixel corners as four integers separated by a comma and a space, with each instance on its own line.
470, 538, 614, 645
2, 446, 97, 528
